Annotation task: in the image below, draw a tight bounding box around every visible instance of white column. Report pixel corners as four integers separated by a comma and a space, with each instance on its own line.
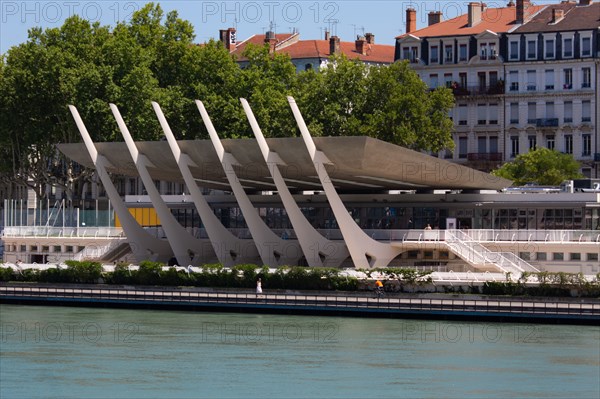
152, 101, 260, 267
240, 98, 349, 267
68, 105, 173, 264
287, 96, 402, 269
196, 100, 303, 267
110, 104, 217, 266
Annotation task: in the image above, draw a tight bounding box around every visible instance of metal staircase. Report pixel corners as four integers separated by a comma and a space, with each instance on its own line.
74, 238, 130, 262
445, 230, 539, 278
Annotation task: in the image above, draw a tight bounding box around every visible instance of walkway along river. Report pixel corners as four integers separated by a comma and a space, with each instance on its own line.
1, 283, 598, 325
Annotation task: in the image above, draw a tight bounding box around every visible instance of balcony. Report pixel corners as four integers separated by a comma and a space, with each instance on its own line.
452, 82, 505, 96
535, 118, 559, 127
467, 152, 503, 162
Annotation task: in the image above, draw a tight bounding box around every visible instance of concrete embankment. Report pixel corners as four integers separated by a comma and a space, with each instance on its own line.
1, 283, 598, 325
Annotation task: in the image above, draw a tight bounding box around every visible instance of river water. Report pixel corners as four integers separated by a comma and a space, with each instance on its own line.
0, 304, 598, 398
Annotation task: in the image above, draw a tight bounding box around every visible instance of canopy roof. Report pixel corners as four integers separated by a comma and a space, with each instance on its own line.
58, 136, 510, 192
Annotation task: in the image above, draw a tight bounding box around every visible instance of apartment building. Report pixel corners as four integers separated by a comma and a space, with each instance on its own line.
395, 0, 600, 177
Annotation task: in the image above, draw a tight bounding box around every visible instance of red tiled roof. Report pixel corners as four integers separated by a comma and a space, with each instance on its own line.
231, 33, 395, 64
286, 40, 394, 63
231, 33, 297, 55
396, 5, 546, 38
515, 2, 600, 33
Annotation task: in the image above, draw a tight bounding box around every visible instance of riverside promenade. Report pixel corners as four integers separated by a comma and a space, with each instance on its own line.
1, 283, 599, 325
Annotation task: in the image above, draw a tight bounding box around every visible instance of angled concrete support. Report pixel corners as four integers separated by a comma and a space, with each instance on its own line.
152, 102, 260, 267
196, 100, 303, 267
110, 104, 216, 266
240, 98, 349, 267
68, 105, 173, 263
287, 97, 402, 269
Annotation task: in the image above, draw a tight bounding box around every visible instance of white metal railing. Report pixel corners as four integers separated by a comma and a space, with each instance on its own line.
445, 230, 539, 276
464, 229, 600, 243
2, 226, 124, 238
73, 238, 128, 261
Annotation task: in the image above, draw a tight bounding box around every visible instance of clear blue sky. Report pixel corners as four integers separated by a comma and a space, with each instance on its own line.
1, 0, 562, 55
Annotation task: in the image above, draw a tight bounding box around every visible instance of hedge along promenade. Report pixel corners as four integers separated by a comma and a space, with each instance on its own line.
1, 261, 600, 298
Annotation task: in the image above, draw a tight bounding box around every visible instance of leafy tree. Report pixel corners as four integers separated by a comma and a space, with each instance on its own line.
491, 147, 583, 186
362, 61, 454, 151
295, 56, 455, 152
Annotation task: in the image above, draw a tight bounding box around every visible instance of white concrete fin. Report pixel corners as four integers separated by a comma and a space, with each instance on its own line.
242, 98, 349, 267
68, 105, 173, 263
152, 101, 260, 267
196, 100, 225, 162
152, 102, 198, 167
287, 97, 332, 165
287, 97, 401, 268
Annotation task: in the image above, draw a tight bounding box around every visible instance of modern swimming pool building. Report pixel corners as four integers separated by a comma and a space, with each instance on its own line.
2, 98, 599, 275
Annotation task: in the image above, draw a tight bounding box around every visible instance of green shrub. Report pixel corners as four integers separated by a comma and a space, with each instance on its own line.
38, 267, 72, 283
108, 263, 136, 285
0, 267, 15, 282
137, 260, 164, 285
64, 260, 103, 283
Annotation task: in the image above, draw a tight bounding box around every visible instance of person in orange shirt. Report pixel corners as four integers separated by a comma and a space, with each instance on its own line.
375, 279, 384, 297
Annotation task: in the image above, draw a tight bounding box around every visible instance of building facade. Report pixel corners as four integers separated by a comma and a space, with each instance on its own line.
396, 0, 600, 177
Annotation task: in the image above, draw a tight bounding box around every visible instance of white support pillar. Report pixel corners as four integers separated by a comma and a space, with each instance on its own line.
287, 96, 402, 269
110, 104, 217, 266
68, 105, 173, 264
196, 100, 303, 267
152, 102, 260, 267
240, 98, 349, 267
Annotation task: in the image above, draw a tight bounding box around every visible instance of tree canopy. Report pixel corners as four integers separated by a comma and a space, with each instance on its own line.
0, 3, 455, 201
491, 147, 583, 186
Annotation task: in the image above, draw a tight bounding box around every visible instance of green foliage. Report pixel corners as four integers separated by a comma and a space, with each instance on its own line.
64, 260, 103, 283
108, 263, 136, 285
492, 147, 583, 186
483, 271, 600, 297
295, 57, 455, 152
0, 267, 15, 282
137, 260, 164, 285
2, 263, 597, 297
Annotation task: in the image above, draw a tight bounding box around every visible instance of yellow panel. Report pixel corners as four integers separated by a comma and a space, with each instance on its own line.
114, 208, 161, 227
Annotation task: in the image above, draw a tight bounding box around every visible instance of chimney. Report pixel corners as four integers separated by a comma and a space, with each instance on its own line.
365, 32, 375, 44
219, 28, 237, 51
329, 36, 340, 55
324, 30, 330, 41
355, 36, 367, 55
406, 8, 416, 33
428, 11, 443, 26
468, 2, 482, 27
516, 0, 532, 24
264, 30, 277, 54
552, 8, 564, 23
579, 0, 592, 5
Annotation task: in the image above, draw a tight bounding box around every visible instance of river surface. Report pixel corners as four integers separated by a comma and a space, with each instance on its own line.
1, 304, 598, 398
